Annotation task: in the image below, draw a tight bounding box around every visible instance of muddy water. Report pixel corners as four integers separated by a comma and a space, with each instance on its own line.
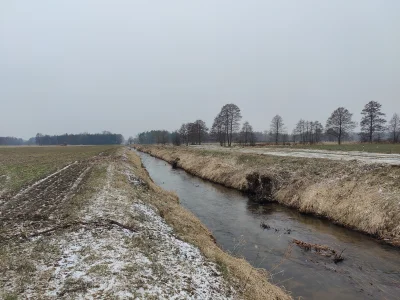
137, 151, 400, 300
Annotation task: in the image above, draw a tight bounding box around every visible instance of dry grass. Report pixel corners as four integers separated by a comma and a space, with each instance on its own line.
135, 145, 400, 247
126, 150, 291, 300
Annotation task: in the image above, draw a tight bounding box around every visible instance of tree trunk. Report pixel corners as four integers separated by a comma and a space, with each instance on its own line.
369, 116, 373, 143
229, 121, 233, 147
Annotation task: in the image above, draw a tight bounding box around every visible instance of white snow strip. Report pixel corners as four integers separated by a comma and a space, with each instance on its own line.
195, 145, 400, 165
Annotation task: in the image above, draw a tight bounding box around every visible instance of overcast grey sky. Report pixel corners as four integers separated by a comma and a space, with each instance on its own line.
1, 1, 399, 139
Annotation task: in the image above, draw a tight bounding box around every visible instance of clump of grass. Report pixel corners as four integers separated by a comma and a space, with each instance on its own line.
15, 260, 36, 275
59, 278, 93, 296
2, 293, 18, 300
122, 264, 138, 273
88, 264, 109, 275
215, 257, 229, 278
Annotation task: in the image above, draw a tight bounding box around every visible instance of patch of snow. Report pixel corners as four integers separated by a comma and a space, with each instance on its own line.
130, 201, 234, 299
196, 145, 400, 165
124, 169, 145, 186
42, 226, 138, 298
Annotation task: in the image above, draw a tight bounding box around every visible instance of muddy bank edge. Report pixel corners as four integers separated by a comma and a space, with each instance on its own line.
133, 145, 400, 247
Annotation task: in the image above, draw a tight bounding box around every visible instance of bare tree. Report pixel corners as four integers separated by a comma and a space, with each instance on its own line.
360, 101, 386, 143
211, 113, 226, 146
219, 104, 242, 147
293, 119, 323, 144
388, 113, 400, 143
157, 130, 169, 144
270, 115, 285, 144
187, 122, 198, 145
171, 131, 181, 146
294, 119, 305, 143
35, 133, 43, 146
326, 107, 356, 145
127, 136, 134, 145
193, 120, 208, 145
263, 130, 269, 142
240, 121, 254, 146
178, 123, 190, 146
310, 121, 324, 144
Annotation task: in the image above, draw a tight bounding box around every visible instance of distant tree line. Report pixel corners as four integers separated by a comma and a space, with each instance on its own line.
134, 100, 400, 146
0, 136, 27, 146
178, 120, 208, 146
0, 131, 124, 146
34, 131, 124, 145
134, 130, 170, 145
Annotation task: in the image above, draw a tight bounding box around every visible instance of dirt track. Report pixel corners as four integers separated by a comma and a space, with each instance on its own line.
196, 145, 400, 165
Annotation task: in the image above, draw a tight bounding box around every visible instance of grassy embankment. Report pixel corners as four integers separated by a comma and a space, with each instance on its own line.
0, 146, 290, 299
134, 145, 400, 247
126, 150, 291, 300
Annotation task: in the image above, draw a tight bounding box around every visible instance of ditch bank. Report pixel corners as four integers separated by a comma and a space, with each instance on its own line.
133, 145, 400, 247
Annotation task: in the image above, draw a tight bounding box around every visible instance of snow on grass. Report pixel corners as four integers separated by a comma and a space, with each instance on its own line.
41, 226, 137, 298
131, 201, 236, 299
79, 164, 130, 222
31, 197, 233, 299
2, 150, 236, 299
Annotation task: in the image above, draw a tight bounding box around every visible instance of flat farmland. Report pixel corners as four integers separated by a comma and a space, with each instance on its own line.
0, 146, 116, 196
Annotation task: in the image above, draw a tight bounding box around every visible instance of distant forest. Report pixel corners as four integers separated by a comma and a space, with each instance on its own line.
0, 132, 124, 146
133, 101, 400, 146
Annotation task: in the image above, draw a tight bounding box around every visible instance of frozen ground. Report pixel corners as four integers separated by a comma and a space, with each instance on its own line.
0, 149, 236, 299
196, 145, 400, 165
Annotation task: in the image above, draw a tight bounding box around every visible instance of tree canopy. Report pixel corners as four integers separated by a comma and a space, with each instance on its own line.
326, 107, 356, 145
